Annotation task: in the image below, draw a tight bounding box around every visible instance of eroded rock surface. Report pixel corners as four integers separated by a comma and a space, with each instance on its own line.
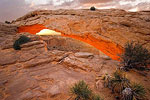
13, 9, 150, 60
41, 35, 104, 55
1, 10, 150, 100
0, 23, 119, 100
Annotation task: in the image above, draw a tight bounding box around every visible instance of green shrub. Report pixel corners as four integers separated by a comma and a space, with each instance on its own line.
71, 80, 92, 100
120, 42, 150, 70
104, 71, 130, 93
90, 6, 96, 11
111, 71, 130, 93
5, 21, 11, 24
13, 35, 30, 50
131, 83, 146, 100
103, 74, 112, 88
103, 70, 147, 100
92, 94, 103, 100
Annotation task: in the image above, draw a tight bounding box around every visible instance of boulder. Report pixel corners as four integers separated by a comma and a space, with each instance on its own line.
74, 52, 94, 58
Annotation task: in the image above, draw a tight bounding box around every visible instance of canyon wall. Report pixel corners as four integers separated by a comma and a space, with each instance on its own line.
14, 9, 150, 60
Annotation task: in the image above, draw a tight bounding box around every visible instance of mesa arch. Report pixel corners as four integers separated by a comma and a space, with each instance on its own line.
18, 24, 123, 60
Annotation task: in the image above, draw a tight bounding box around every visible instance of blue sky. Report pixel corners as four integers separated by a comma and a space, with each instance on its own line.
0, 0, 150, 22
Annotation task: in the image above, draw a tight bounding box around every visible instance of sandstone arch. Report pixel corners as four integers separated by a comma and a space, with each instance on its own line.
18, 24, 123, 60
14, 9, 150, 60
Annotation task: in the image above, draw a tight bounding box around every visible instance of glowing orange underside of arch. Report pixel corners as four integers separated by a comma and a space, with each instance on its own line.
18, 24, 48, 34
18, 24, 123, 60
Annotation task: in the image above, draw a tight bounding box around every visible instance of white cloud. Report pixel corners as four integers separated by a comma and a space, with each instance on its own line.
0, 0, 150, 22
53, 0, 74, 6
118, 0, 150, 11
119, 0, 150, 6
25, 0, 50, 5
24, 0, 150, 11
25, 0, 74, 6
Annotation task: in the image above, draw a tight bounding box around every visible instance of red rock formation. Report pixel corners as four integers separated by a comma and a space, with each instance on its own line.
1, 21, 150, 100
18, 24, 123, 60
61, 34, 123, 60
14, 10, 150, 51
14, 9, 150, 60
18, 24, 47, 34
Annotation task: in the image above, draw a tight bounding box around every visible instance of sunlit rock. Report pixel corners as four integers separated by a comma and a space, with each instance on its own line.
15, 9, 150, 60
36, 29, 61, 35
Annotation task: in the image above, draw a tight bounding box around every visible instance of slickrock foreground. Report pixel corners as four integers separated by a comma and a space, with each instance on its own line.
0, 23, 117, 100
0, 9, 150, 100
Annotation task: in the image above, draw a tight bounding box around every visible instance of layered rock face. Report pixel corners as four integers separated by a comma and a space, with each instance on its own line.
0, 21, 150, 100
13, 9, 150, 60
0, 23, 118, 100
41, 35, 104, 55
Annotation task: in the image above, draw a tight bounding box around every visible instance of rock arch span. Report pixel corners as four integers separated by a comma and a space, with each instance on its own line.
18, 24, 123, 60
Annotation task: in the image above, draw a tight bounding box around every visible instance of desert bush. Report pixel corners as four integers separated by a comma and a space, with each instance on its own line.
5, 21, 11, 24
70, 80, 92, 100
120, 42, 150, 70
92, 94, 103, 100
103, 74, 112, 88
104, 70, 147, 100
70, 80, 103, 100
104, 71, 130, 93
90, 6, 96, 11
13, 35, 30, 50
131, 83, 146, 100
110, 71, 130, 93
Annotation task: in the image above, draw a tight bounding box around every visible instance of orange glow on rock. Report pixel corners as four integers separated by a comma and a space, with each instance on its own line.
18, 24, 123, 60
61, 34, 123, 60
18, 24, 48, 34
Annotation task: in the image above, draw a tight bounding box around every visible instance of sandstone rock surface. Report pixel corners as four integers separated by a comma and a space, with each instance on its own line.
0, 9, 150, 100
13, 9, 150, 60
41, 35, 104, 55
0, 23, 119, 100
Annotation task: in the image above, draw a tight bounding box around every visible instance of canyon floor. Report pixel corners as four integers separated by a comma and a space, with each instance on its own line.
0, 9, 150, 100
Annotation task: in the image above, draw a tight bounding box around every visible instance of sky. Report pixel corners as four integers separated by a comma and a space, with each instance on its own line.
0, 0, 150, 22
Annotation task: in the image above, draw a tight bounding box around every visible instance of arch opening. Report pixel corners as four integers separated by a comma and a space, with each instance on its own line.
18, 24, 123, 60
36, 29, 61, 35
